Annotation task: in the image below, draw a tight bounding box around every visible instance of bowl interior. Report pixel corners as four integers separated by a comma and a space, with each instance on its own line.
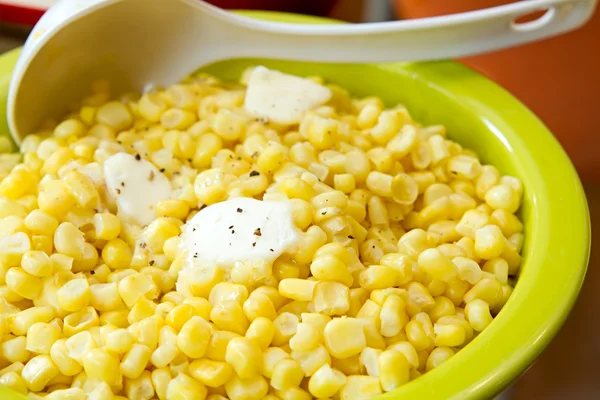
0, 11, 590, 400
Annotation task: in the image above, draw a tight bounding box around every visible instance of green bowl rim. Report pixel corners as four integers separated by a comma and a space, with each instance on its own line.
0, 10, 590, 400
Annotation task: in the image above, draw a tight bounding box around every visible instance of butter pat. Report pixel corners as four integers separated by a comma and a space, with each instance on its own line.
179, 197, 300, 270
103, 153, 172, 226
244, 66, 332, 125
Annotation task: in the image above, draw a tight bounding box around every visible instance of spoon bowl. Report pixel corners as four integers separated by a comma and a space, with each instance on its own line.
7, 0, 597, 141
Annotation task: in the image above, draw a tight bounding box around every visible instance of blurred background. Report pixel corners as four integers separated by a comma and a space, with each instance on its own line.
1, 0, 598, 398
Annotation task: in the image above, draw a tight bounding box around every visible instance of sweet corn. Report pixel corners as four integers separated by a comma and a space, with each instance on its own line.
166, 373, 208, 400
339, 375, 382, 399
0, 71, 525, 397
225, 337, 262, 379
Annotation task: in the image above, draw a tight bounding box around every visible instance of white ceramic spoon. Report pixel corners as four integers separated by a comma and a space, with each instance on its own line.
7, 0, 597, 142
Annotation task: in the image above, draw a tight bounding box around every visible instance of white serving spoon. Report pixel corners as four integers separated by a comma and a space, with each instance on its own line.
7, 0, 597, 142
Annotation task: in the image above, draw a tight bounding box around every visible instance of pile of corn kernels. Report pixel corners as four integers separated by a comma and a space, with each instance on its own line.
0, 70, 524, 400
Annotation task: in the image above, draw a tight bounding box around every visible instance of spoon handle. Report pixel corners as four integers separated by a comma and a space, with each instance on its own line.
213, 0, 596, 62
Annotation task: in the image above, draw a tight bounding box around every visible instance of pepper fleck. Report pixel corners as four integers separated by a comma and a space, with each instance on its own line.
120, 182, 125, 187
252, 242, 256, 247
116, 188, 121, 195
348, 235, 355, 239
231, 230, 235, 234
237, 208, 243, 213
149, 260, 155, 266
249, 170, 260, 177
160, 168, 166, 173
270, 249, 274, 252
251, 152, 259, 159
321, 211, 327, 215
90, 270, 95, 275
135, 154, 141, 161
228, 225, 234, 230
253, 228, 262, 237
193, 253, 198, 258
148, 171, 155, 181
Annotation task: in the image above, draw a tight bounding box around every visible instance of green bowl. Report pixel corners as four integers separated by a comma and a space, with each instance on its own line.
0, 11, 590, 400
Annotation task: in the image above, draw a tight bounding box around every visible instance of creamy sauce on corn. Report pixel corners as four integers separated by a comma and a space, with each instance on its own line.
244, 66, 332, 125
179, 197, 300, 270
103, 153, 172, 226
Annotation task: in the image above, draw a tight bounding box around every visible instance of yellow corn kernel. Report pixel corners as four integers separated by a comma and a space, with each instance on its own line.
138, 93, 167, 122
378, 350, 409, 392
366, 171, 393, 198
56, 278, 90, 312
433, 321, 466, 347
451, 257, 481, 285
194, 168, 228, 205
92, 213, 121, 241
31, 235, 54, 255
64, 331, 95, 364
53, 222, 85, 261
474, 225, 506, 260
339, 375, 382, 399
426, 347, 455, 371
161, 109, 196, 130
212, 109, 245, 141
143, 218, 180, 253
5, 267, 42, 299
151, 368, 170, 400
193, 133, 223, 169
209, 282, 249, 306
1, 336, 31, 363
272, 312, 300, 346
83, 349, 121, 385
242, 291, 277, 321
289, 321, 321, 354
26, 321, 61, 354
63, 307, 99, 337
484, 184, 521, 213
245, 317, 275, 350
334, 174, 356, 194
324, 318, 366, 359
118, 273, 157, 308
24, 210, 59, 236
153, 200, 189, 222
306, 363, 346, 398
90, 282, 124, 312
164, 303, 193, 332
20, 250, 52, 278
359, 265, 396, 290
465, 299, 494, 331
21, 354, 59, 392
417, 248, 457, 282
270, 358, 304, 391
386, 341, 419, 369
224, 375, 268, 400
210, 300, 249, 335
0, 371, 28, 394
482, 258, 509, 284
11, 306, 55, 336
120, 343, 152, 379
428, 134, 450, 165
0, 232, 31, 267
124, 370, 155, 400
225, 336, 262, 379
96, 101, 133, 131
290, 345, 331, 377
359, 347, 381, 377
312, 281, 350, 316
455, 209, 489, 239
464, 277, 503, 308
366, 195, 387, 226
105, 328, 133, 354
310, 256, 353, 287
379, 294, 409, 338
166, 373, 208, 400
188, 359, 233, 389
177, 316, 211, 358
